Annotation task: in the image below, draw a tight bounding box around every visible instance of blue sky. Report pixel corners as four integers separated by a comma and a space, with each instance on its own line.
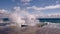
0, 0, 60, 16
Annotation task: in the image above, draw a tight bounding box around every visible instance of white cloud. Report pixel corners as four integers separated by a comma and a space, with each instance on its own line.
13, 6, 21, 11
21, 0, 31, 3
13, 6, 60, 18
33, 12, 60, 18
27, 4, 60, 11
0, 9, 9, 14
12, 0, 32, 6
13, 6, 30, 15
47, 13, 60, 18
21, 0, 32, 5
0, 9, 9, 18
37, 13, 60, 18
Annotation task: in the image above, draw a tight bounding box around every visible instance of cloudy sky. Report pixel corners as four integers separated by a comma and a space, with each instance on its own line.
0, 0, 60, 18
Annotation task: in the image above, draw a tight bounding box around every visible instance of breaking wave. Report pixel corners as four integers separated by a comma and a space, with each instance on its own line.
0, 9, 40, 27
43, 22, 60, 29
0, 9, 60, 29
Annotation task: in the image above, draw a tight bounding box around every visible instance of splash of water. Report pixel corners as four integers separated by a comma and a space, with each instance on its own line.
0, 8, 40, 27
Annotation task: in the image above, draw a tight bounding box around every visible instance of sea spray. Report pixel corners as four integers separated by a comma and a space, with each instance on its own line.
9, 13, 25, 27
0, 8, 40, 28
11, 6, 40, 27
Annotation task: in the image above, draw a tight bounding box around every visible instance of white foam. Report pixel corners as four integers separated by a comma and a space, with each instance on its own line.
43, 22, 60, 29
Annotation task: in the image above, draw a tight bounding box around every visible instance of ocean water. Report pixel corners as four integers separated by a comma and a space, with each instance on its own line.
38, 18, 60, 23
38, 18, 60, 29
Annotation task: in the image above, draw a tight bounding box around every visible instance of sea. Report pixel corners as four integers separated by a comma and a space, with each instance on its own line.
38, 18, 60, 29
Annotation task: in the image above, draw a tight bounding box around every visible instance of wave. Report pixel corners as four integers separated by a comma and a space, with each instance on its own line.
42, 22, 60, 29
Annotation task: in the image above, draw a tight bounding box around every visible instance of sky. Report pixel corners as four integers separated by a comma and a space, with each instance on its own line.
0, 0, 60, 18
